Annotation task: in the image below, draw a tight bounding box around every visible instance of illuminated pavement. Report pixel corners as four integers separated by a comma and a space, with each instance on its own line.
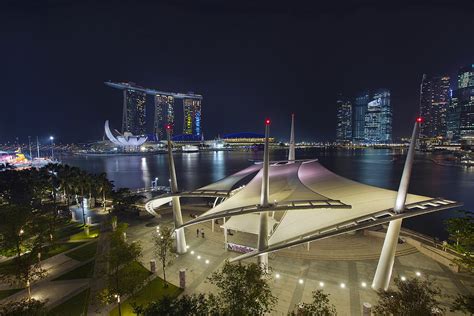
124, 209, 474, 316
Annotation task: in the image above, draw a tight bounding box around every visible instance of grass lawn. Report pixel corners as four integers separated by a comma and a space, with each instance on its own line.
0, 242, 87, 275
55, 221, 84, 240
69, 227, 100, 241
42, 242, 88, 260
52, 261, 95, 281
109, 272, 182, 316
65, 241, 98, 262
0, 288, 23, 300
49, 288, 90, 316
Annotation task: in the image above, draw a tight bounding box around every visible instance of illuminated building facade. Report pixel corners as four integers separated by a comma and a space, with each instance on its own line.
122, 88, 147, 135
105, 82, 203, 140
352, 91, 370, 143
448, 64, 474, 141
183, 98, 202, 136
336, 95, 352, 143
375, 89, 392, 143
419, 74, 450, 139
154, 95, 175, 140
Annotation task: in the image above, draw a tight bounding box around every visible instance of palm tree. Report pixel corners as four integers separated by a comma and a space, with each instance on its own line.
96, 173, 113, 213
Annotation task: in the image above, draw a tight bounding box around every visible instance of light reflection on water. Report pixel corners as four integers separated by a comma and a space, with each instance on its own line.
61, 149, 474, 239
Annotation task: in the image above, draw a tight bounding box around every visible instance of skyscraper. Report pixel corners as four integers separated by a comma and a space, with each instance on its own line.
336, 95, 352, 143
448, 64, 474, 142
183, 98, 202, 136
352, 91, 370, 143
364, 89, 391, 144
419, 74, 450, 139
122, 88, 146, 135
154, 95, 175, 140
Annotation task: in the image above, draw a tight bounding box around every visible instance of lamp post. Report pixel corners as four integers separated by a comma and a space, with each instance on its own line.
49, 136, 54, 160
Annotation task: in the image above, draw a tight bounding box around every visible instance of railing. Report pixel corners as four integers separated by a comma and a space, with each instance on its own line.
131, 186, 170, 194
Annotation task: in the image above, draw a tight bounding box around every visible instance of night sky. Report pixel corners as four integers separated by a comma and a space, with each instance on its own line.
1, 0, 474, 143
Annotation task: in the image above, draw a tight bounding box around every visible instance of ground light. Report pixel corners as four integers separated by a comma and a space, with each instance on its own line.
416, 271, 421, 277
190, 251, 194, 255
298, 279, 304, 284
319, 281, 324, 287
361, 282, 367, 287
275, 273, 281, 279
401, 276, 407, 281
205, 259, 210, 264
340, 283, 346, 288
197, 255, 201, 260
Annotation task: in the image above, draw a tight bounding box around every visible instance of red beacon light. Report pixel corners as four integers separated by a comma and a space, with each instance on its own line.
265, 119, 271, 125
416, 117, 423, 123
165, 124, 172, 130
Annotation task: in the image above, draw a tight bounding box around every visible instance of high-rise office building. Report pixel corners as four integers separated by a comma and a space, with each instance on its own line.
122, 89, 147, 135
419, 74, 450, 139
183, 98, 202, 136
364, 89, 391, 144
154, 95, 175, 140
336, 95, 352, 143
447, 64, 474, 142
352, 91, 370, 143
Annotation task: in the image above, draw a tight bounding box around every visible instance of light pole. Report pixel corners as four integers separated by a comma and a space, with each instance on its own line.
49, 136, 54, 160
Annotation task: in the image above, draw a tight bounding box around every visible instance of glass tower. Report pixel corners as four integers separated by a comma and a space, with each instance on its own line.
183, 98, 202, 136
154, 95, 175, 140
364, 89, 391, 144
352, 91, 370, 143
419, 74, 451, 139
122, 89, 146, 135
448, 64, 474, 141
336, 95, 352, 143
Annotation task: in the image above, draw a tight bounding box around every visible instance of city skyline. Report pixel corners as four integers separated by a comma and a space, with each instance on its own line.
1, 1, 474, 142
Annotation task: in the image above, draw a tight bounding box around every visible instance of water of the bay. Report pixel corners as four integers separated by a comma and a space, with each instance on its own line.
60, 148, 474, 240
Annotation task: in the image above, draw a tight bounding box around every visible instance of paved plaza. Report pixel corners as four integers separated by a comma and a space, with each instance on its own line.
125, 207, 474, 316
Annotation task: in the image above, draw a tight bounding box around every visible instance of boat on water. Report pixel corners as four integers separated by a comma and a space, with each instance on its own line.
181, 145, 199, 153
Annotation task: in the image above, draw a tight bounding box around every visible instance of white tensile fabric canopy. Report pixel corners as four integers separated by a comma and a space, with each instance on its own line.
221, 213, 279, 235
147, 158, 459, 256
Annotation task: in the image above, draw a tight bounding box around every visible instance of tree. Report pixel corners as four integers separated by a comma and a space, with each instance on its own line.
132, 293, 217, 316
98, 224, 144, 316
445, 211, 474, 270
111, 188, 143, 215
289, 290, 337, 316
153, 226, 174, 287
373, 277, 443, 315
0, 298, 47, 316
96, 172, 113, 213
0, 205, 47, 298
445, 211, 474, 314
451, 294, 474, 315
207, 261, 277, 315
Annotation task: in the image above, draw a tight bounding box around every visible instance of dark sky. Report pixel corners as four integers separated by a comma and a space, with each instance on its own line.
1, 0, 474, 143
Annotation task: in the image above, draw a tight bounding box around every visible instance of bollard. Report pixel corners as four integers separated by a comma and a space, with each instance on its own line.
86, 216, 92, 226
71, 211, 76, 221
179, 269, 186, 289
150, 260, 156, 273
362, 302, 372, 316
123, 232, 127, 241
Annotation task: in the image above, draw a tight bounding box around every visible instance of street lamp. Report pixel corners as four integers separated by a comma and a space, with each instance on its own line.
49, 136, 54, 160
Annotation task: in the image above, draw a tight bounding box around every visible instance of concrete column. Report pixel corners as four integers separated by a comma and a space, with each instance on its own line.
211, 219, 214, 232
306, 242, 310, 251
288, 114, 296, 162
166, 125, 187, 254
372, 119, 421, 291
258, 119, 271, 271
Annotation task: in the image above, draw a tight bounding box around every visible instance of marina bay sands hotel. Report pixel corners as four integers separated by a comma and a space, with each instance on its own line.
105, 81, 203, 140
